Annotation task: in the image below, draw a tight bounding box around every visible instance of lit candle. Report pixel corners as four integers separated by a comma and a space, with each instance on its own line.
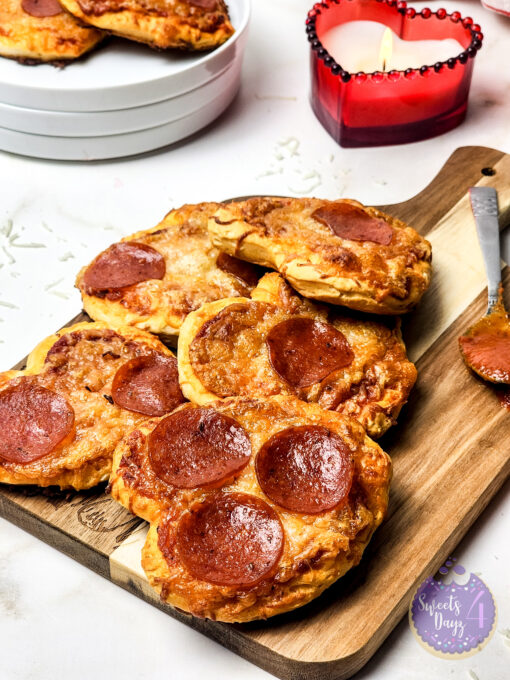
321, 21, 464, 73
307, 2, 483, 147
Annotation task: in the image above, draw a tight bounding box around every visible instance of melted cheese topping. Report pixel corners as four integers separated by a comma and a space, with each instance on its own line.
0, 322, 174, 488
111, 396, 391, 622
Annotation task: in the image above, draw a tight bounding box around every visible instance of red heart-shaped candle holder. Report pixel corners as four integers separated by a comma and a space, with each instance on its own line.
307, 0, 483, 147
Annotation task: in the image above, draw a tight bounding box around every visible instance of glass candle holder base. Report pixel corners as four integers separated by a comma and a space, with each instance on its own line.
311, 91, 468, 147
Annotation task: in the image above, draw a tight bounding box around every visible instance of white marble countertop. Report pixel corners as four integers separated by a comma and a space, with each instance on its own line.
0, 1, 509, 679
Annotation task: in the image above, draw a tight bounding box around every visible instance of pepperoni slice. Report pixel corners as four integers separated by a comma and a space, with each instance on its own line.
148, 408, 251, 489
82, 242, 165, 294
256, 425, 354, 514
111, 354, 185, 417
176, 492, 284, 586
266, 317, 354, 389
312, 203, 393, 245
215, 253, 261, 288
21, 0, 63, 17
0, 381, 74, 464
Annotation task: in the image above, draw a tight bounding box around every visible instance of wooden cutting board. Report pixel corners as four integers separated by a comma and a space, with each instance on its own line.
1, 145, 510, 680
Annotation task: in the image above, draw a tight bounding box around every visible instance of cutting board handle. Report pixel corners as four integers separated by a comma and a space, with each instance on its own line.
381, 146, 510, 232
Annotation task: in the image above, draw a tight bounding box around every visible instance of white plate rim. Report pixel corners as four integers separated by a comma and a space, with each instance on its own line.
0, 58, 242, 137
0, 0, 250, 112
0, 73, 240, 160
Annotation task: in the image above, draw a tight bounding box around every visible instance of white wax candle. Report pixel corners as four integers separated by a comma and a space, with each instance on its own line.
321, 21, 464, 73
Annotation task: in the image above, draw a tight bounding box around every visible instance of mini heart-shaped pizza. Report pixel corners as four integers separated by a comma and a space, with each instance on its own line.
58, 0, 234, 51
0, 0, 104, 64
0, 322, 185, 489
76, 203, 263, 341
208, 197, 432, 314
109, 395, 391, 622
178, 273, 416, 438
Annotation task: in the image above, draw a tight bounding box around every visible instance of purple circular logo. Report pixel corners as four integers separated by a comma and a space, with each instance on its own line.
409, 558, 497, 658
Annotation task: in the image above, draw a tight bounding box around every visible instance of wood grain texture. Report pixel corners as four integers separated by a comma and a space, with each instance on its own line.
1, 146, 510, 680
0, 485, 141, 579
380, 145, 506, 233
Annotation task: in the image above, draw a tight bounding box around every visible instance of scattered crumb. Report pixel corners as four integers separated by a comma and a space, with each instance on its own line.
44, 278, 64, 291
255, 94, 297, 101
1, 246, 15, 265
0, 301, 19, 309
11, 241, 46, 249
278, 137, 300, 157
288, 169, 322, 195
302, 171, 318, 180
482, 99, 500, 108
256, 167, 283, 179
58, 252, 74, 262
41, 222, 53, 233
0, 557, 23, 618
468, 671, 479, 680
49, 290, 70, 300
1, 219, 13, 238
255, 135, 349, 198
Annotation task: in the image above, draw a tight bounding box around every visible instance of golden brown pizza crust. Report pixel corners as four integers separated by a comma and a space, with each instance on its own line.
109, 418, 170, 523
77, 203, 263, 341
0, 322, 177, 489
208, 197, 432, 315
178, 273, 417, 438
109, 396, 391, 622
0, 0, 104, 64
59, 0, 234, 50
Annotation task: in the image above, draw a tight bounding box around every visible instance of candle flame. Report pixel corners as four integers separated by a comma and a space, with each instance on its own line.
379, 27, 393, 72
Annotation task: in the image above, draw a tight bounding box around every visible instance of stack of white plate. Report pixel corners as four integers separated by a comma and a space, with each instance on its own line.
0, 0, 249, 161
